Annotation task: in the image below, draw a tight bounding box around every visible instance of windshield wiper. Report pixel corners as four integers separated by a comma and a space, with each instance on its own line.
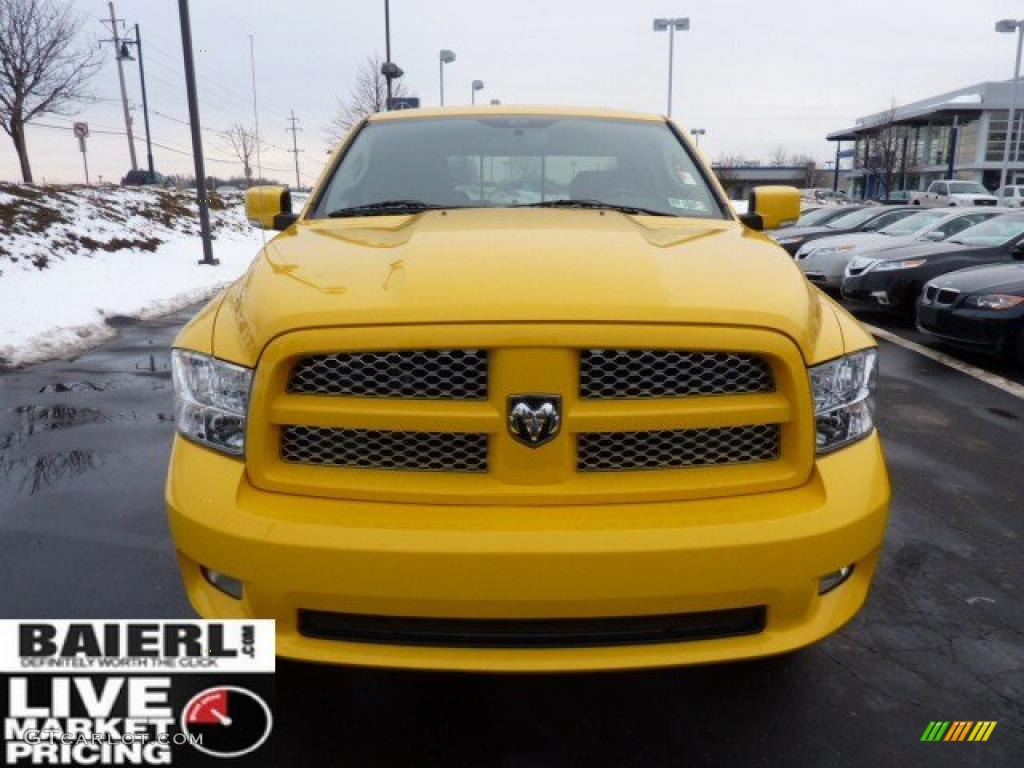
327, 200, 452, 218
514, 199, 675, 217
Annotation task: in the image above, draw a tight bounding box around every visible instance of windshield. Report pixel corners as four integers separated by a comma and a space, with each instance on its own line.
795, 207, 847, 226
879, 210, 946, 236
825, 207, 882, 229
313, 116, 725, 219
948, 182, 989, 195
951, 216, 1024, 247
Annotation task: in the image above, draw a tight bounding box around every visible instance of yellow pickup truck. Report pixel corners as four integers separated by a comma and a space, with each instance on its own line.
166, 105, 890, 671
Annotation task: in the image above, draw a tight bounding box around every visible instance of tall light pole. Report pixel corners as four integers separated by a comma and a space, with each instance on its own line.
997, 18, 1024, 190
101, 2, 138, 171
119, 25, 155, 183
439, 49, 455, 106
471, 79, 484, 105
690, 127, 706, 147
653, 17, 690, 117
176, 0, 216, 265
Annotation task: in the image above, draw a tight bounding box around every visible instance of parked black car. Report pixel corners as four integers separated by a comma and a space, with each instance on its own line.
841, 213, 1024, 312
916, 262, 1024, 360
768, 206, 917, 256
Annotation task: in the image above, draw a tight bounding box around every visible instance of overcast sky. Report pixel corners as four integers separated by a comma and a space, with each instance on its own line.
3, 0, 1022, 184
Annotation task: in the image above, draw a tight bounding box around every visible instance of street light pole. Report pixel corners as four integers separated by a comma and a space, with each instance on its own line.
653, 17, 690, 117
439, 49, 455, 106
472, 79, 484, 105
176, 0, 216, 265
124, 24, 155, 183
997, 18, 1024, 190
690, 127, 705, 147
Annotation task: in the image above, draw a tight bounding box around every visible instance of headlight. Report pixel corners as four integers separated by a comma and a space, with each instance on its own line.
846, 256, 878, 275
809, 349, 877, 454
171, 350, 253, 456
776, 236, 805, 245
872, 258, 927, 272
962, 293, 1024, 310
810, 244, 856, 257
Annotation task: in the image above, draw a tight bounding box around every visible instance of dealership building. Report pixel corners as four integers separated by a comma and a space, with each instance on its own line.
827, 79, 1024, 198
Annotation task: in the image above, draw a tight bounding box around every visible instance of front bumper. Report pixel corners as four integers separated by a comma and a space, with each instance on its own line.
916, 301, 1022, 355
841, 270, 919, 310
166, 434, 890, 672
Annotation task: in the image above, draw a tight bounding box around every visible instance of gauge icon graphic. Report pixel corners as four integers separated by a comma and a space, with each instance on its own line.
182, 686, 273, 759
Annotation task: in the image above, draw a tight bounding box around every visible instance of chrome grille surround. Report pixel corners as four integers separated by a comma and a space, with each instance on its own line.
281, 426, 488, 472
288, 349, 488, 399
580, 349, 773, 399
577, 424, 781, 472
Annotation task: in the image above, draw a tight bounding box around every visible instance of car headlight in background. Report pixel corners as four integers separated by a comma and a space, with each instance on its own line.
962, 294, 1024, 310
775, 236, 805, 246
872, 258, 927, 272
845, 256, 878, 276
171, 350, 253, 456
809, 349, 877, 454
809, 244, 856, 257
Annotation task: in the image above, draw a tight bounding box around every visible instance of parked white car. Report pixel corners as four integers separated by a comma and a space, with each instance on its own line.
910, 180, 998, 208
795, 208, 1005, 288
996, 185, 1024, 208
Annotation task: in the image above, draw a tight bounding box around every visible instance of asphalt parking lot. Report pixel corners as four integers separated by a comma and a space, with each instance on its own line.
1, 305, 1021, 767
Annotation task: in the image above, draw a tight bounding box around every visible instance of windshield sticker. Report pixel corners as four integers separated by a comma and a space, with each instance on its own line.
668, 198, 709, 212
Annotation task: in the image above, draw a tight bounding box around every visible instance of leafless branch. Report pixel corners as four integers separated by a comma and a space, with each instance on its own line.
325, 54, 407, 145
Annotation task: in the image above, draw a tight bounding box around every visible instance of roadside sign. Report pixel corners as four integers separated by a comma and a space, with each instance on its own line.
73, 121, 90, 139
388, 97, 420, 110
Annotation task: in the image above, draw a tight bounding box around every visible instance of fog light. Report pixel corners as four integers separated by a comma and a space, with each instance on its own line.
870, 291, 889, 306
818, 564, 855, 595
201, 567, 244, 600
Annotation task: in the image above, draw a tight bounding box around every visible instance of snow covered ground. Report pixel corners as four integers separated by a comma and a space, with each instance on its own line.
0, 184, 265, 367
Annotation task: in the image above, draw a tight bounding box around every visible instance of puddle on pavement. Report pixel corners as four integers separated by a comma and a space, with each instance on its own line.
0, 450, 102, 497
37, 381, 106, 393
0, 406, 107, 451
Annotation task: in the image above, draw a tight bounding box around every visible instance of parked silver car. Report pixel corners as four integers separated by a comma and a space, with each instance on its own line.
796, 208, 1006, 288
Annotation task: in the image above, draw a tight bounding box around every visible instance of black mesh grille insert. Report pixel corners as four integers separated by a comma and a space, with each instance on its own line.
298, 606, 767, 648
288, 349, 488, 399
578, 424, 781, 472
281, 426, 488, 472
580, 349, 773, 399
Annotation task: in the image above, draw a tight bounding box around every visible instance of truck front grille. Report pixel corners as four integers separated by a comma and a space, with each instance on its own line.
580, 349, 773, 399
289, 349, 488, 399
577, 424, 781, 472
280, 426, 488, 472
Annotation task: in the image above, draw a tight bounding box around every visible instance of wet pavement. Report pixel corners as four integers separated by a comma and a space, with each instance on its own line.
1, 306, 1022, 767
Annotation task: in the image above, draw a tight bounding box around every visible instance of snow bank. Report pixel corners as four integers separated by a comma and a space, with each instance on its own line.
0, 184, 266, 367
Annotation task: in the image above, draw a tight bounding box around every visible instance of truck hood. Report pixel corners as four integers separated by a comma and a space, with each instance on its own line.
213, 208, 835, 365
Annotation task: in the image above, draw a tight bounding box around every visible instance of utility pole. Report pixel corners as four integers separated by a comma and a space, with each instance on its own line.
101, 2, 138, 171
384, 0, 393, 109
249, 34, 262, 185
176, 0, 216, 265
287, 110, 303, 189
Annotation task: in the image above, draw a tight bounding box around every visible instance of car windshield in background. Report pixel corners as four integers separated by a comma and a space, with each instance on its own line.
795, 207, 843, 226
948, 182, 989, 195
950, 216, 1024, 247
313, 116, 725, 219
879, 210, 946, 236
824, 207, 881, 229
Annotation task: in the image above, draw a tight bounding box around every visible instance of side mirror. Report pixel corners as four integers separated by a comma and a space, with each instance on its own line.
245, 185, 297, 230
745, 185, 801, 231
925, 230, 946, 241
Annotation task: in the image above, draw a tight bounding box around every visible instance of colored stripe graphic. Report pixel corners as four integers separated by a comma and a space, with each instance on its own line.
921, 721, 996, 742
921, 721, 950, 741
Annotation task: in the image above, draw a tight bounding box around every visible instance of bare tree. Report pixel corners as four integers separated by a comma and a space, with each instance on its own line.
221, 123, 264, 187
789, 153, 818, 187
0, 0, 100, 182
325, 54, 407, 145
770, 145, 789, 166
863, 102, 904, 199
